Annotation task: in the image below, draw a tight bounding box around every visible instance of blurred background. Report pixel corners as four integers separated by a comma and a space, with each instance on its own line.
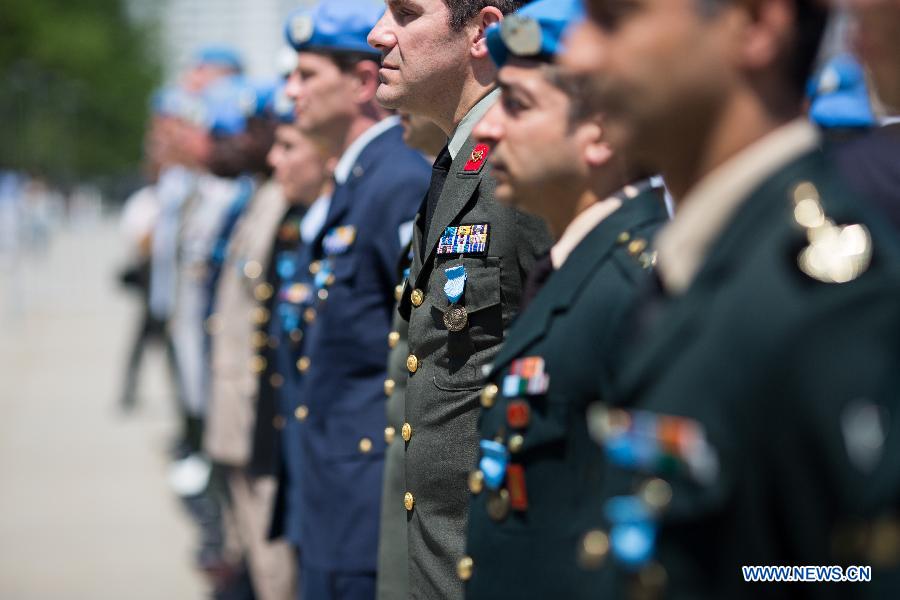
0, 0, 863, 597
0, 1, 311, 598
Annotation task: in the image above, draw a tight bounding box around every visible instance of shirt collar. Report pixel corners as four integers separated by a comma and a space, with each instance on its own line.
333, 115, 401, 185
550, 197, 623, 270
299, 193, 332, 244
655, 118, 820, 295
448, 89, 501, 160
550, 178, 663, 269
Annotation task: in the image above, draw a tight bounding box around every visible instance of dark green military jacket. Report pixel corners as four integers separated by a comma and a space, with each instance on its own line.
461, 186, 668, 598
377, 275, 412, 600
590, 150, 900, 599
399, 133, 552, 599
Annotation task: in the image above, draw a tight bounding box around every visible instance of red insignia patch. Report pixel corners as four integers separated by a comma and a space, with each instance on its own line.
463, 143, 490, 172
506, 464, 529, 511
506, 401, 531, 429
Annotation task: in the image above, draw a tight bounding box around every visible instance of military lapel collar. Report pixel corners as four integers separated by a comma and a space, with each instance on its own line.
493, 188, 667, 372
615, 155, 819, 402
419, 135, 490, 276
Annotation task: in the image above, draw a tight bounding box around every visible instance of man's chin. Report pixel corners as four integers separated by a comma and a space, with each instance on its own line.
375, 84, 404, 110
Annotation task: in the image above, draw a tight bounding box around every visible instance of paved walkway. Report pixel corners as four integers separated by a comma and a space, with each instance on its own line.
0, 217, 206, 599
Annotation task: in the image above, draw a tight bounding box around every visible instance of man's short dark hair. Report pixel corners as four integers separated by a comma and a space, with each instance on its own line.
443, 0, 527, 31
323, 50, 381, 73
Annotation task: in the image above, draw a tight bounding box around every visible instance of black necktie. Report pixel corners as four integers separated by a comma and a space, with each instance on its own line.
422, 145, 453, 256
521, 253, 554, 312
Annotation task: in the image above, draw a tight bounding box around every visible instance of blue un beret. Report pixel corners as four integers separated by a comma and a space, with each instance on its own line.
487, 0, 585, 68
193, 45, 244, 73
807, 53, 875, 129
271, 81, 297, 125
284, 0, 383, 57
203, 77, 279, 136
151, 86, 208, 128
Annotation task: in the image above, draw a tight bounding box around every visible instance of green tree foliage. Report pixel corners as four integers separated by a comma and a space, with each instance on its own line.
0, 0, 161, 182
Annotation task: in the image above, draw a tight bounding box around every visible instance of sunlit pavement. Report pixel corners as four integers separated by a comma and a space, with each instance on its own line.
0, 215, 206, 599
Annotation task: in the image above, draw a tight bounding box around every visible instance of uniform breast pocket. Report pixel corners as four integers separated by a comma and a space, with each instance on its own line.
432, 256, 503, 391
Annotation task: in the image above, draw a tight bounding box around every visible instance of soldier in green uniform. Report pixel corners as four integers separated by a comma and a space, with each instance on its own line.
456, 0, 668, 596
562, 1, 900, 598
377, 115, 447, 600
368, 2, 552, 598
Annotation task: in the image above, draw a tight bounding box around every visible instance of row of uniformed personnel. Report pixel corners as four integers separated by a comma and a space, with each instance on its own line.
175, 0, 900, 599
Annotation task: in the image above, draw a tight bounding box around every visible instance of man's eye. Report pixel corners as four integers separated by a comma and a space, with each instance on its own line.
502, 96, 527, 114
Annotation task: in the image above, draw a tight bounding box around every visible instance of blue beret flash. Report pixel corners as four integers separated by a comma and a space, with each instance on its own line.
807, 53, 875, 130
487, 0, 585, 67
284, 0, 384, 57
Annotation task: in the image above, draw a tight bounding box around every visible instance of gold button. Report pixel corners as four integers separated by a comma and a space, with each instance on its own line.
480, 384, 499, 408
388, 331, 400, 349
401, 422, 413, 442
578, 530, 610, 570
404, 491, 415, 511
617, 231, 631, 244
309, 261, 322, 275
304, 307, 317, 323
251, 331, 268, 349
384, 426, 396, 444
317, 288, 329, 301
406, 354, 419, 374
384, 379, 396, 397
295, 405, 309, 421
325, 274, 336, 286
249, 355, 267, 374
640, 478, 673, 512
272, 415, 286, 431
410, 289, 424, 307
254, 283, 274, 301
456, 556, 474, 581
508, 434, 524, 454
468, 470, 484, 495
394, 284, 404, 302
628, 239, 648, 256
243, 260, 263, 280
270, 373, 284, 388
297, 356, 311, 373
289, 329, 303, 343
359, 437, 373, 453
252, 307, 270, 325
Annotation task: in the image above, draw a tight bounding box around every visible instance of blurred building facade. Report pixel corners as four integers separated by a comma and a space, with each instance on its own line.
126, 0, 316, 81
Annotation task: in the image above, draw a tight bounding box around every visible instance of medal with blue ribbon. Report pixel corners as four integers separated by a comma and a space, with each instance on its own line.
443, 265, 468, 332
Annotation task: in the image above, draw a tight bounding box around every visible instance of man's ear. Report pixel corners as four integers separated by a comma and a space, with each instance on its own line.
576, 121, 613, 168
736, 0, 792, 73
352, 60, 381, 104
471, 6, 503, 59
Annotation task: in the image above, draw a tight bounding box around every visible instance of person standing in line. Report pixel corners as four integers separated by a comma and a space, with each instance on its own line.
272, 3, 432, 598
203, 79, 299, 600
376, 111, 446, 600
458, 1, 668, 596
563, 1, 900, 597
367, 2, 552, 597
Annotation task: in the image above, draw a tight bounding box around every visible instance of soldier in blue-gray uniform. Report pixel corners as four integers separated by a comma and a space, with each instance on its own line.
271, 3, 431, 599
459, 1, 668, 596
